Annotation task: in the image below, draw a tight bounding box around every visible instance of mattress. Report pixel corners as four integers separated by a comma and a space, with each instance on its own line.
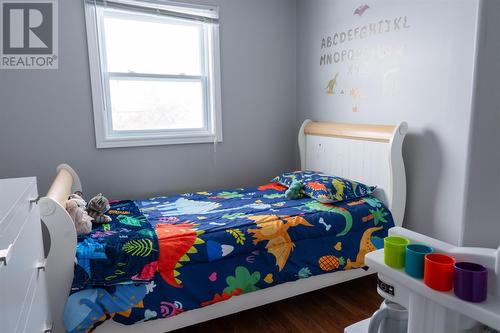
64, 183, 394, 332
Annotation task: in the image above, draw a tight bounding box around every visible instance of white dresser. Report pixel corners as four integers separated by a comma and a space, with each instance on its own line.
0, 177, 51, 333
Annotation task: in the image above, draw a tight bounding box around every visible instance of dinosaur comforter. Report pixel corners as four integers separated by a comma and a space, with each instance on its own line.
64, 182, 394, 333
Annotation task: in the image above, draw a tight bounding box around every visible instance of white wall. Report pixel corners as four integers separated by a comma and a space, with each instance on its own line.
0, 0, 298, 199
462, 0, 500, 248
297, 0, 480, 245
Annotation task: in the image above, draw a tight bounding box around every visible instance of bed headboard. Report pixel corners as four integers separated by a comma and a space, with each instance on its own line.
298, 120, 408, 226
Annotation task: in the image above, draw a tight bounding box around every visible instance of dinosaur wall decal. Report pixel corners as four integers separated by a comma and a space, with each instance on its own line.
354, 4, 370, 16
325, 73, 339, 94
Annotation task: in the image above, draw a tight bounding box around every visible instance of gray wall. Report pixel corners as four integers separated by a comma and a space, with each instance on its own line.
296, 0, 480, 245
0, 0, 298, 199
1, 0, 497, 248
462, 0, 500, 248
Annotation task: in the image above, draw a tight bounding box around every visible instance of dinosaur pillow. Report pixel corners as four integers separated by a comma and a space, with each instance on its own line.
272, 171, 375, 203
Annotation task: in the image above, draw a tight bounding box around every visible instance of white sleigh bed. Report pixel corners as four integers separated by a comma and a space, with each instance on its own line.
39, 120, 408, 333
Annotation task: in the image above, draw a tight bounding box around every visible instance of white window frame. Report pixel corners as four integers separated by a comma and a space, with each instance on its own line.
84, 0, 222, 148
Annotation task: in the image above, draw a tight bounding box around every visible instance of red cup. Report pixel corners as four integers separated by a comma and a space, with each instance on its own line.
424, 253, 456, 291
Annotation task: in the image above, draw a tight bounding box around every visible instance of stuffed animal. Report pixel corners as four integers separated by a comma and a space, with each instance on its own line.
65, 193, 93, 236
86, 193, 112, 224
285, 180, 304, 200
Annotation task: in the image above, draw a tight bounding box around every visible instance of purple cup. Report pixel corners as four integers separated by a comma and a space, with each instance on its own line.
454, 262, 488, 302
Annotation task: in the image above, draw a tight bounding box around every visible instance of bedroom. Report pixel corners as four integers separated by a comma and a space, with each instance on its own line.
0, 0, 499, 332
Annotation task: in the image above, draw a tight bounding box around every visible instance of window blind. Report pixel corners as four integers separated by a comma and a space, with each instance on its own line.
84, 0, 219, 23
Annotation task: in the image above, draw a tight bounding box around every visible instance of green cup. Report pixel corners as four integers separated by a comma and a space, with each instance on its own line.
384, 236, 410, 268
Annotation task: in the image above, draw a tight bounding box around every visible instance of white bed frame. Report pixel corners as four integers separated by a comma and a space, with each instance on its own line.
39, 120, 408, 333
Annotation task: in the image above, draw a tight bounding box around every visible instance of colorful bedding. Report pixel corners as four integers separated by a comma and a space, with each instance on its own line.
72, 200, 159, 290
64, 183, 394, 333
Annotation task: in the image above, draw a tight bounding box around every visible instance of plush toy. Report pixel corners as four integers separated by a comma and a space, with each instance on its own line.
285, 180, 304, 200
65, 193, 93, 236
86, 193, 112, 224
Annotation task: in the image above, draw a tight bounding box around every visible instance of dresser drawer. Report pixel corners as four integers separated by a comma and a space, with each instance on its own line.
0, 179, 37, 252
18, 269, 50, 333
12, 268, 37, 333
4, 264, 50, 333
0, 198, 45, 332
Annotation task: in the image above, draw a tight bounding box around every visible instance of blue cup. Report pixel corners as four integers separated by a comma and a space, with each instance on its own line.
405, 244, 433, 278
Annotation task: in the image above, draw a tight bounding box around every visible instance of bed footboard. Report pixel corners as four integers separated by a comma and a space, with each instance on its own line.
39, 164, 80, 333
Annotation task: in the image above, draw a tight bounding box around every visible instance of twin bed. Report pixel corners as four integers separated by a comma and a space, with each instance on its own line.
39, 120, 408, 333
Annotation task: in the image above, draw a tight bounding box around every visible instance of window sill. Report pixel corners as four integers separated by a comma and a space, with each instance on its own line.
96, 133, 223, 148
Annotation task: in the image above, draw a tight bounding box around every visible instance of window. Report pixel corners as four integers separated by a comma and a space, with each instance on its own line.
84, 0, 222, 148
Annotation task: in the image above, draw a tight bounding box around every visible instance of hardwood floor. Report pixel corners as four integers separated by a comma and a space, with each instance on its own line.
173, 275, 382, 333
